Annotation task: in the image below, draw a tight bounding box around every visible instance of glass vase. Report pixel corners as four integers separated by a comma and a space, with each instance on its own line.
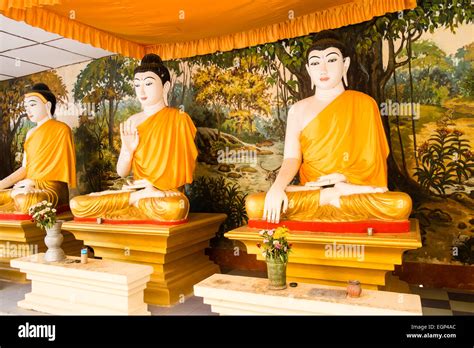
266, 257, 287, 290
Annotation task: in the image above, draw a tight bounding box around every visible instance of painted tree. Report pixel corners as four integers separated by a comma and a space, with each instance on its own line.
456, 43, 474, 98
328, 0, 472, 197
246, 44, 296, 138
194, 56, 271, 136
73, 55, 135, 153
194, 64, 228, 140
394, 40, 454, 104
0, 78, 30, 178
167, 59, 193, 107
264, 36, 315, 102
73, 114, 111, 192
224, 55, 271, 133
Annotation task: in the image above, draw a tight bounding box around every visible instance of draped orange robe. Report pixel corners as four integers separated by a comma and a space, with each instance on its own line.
299, 90, 389, 187
132, 107, 198, 190
25, 119, 76, 188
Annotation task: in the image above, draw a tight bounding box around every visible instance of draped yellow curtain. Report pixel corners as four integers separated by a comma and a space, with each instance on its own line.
0, 0, 417, 60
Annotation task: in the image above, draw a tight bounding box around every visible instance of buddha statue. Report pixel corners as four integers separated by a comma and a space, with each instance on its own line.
0, 83, 76, 215
70, 54, 198, 223
246, 33, 412, 225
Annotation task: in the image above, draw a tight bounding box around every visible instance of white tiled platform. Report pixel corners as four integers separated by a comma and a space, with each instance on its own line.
10, 254, 153, 315
194, 274, 423, 315
0, 279, 218, 316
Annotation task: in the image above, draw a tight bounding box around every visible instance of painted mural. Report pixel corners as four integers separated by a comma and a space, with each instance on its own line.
0, 1, 472, 265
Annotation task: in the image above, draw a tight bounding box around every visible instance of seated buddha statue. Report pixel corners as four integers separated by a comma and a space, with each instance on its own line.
246, 33, 412, 226
70, 54, 198, 223
0, 83, 76, 215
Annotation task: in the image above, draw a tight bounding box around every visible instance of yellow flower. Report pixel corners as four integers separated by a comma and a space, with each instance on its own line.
273, 226, 289, 239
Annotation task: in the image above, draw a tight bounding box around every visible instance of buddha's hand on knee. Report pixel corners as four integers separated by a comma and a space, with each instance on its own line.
13, 179, 35, 190
372, 186, 388, 193
120, 120, 139, 154
163, 190, 181, 197
286, 185, 319, 192
140, 186, 166, 197
142, 185, 170, 197
263, 186, 288, 224
306, 173, 346, 187
334, 182, 388, 195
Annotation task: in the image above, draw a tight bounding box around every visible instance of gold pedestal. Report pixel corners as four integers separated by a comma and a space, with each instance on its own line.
0, 212, 84, 283
62, 213, 226, 306
225, 219, 421, 290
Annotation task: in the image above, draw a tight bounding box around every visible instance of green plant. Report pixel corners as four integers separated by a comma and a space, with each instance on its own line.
28, 201, 57, 230
187, 176, 247, 234
74, 115, 116, 193
257, 227, 292, 263
413, 126, 474, 196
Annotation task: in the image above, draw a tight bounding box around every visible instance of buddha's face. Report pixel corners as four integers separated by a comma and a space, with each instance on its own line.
306, 47, 350, 90
24, 96, 50, 124
134, 71, 168, 107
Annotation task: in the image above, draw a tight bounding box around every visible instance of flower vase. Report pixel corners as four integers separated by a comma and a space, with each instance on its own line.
266, 257, 287, 290
44, 220, 66, 262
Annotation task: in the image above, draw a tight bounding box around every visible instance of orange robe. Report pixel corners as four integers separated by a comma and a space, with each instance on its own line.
0, 119, 75, 214
132, 107, 198, 190
299, 90, 389, 186
246, 90, 412, 222
70, 107, 198, 222
25, 119, 76, 188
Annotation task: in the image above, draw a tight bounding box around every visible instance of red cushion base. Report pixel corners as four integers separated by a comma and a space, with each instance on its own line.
73, 217, 189, 226
248, 219, 411, 233
0, 204, 71, 221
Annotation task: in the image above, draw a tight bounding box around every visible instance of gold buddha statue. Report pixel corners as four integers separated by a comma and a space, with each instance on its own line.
246, 33, 411, 227
0, 83, 76, 216
70, 54, 198, 223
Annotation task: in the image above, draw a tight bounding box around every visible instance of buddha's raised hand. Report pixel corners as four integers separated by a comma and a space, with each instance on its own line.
263, 185, 288, 224
120, 120, 139, 154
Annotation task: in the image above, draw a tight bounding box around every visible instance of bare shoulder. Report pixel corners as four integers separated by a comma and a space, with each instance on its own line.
288, 97, 313, 122
291, 97, 313, 111
288, 98, 310, 119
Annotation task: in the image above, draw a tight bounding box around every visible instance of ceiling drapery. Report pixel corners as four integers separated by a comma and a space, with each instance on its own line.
0, 0, 417, 60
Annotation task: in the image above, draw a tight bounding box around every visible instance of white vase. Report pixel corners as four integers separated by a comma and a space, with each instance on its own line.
44, 220, 66, 262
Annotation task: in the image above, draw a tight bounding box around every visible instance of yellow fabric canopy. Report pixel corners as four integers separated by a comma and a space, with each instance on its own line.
0, 0, 416, 60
